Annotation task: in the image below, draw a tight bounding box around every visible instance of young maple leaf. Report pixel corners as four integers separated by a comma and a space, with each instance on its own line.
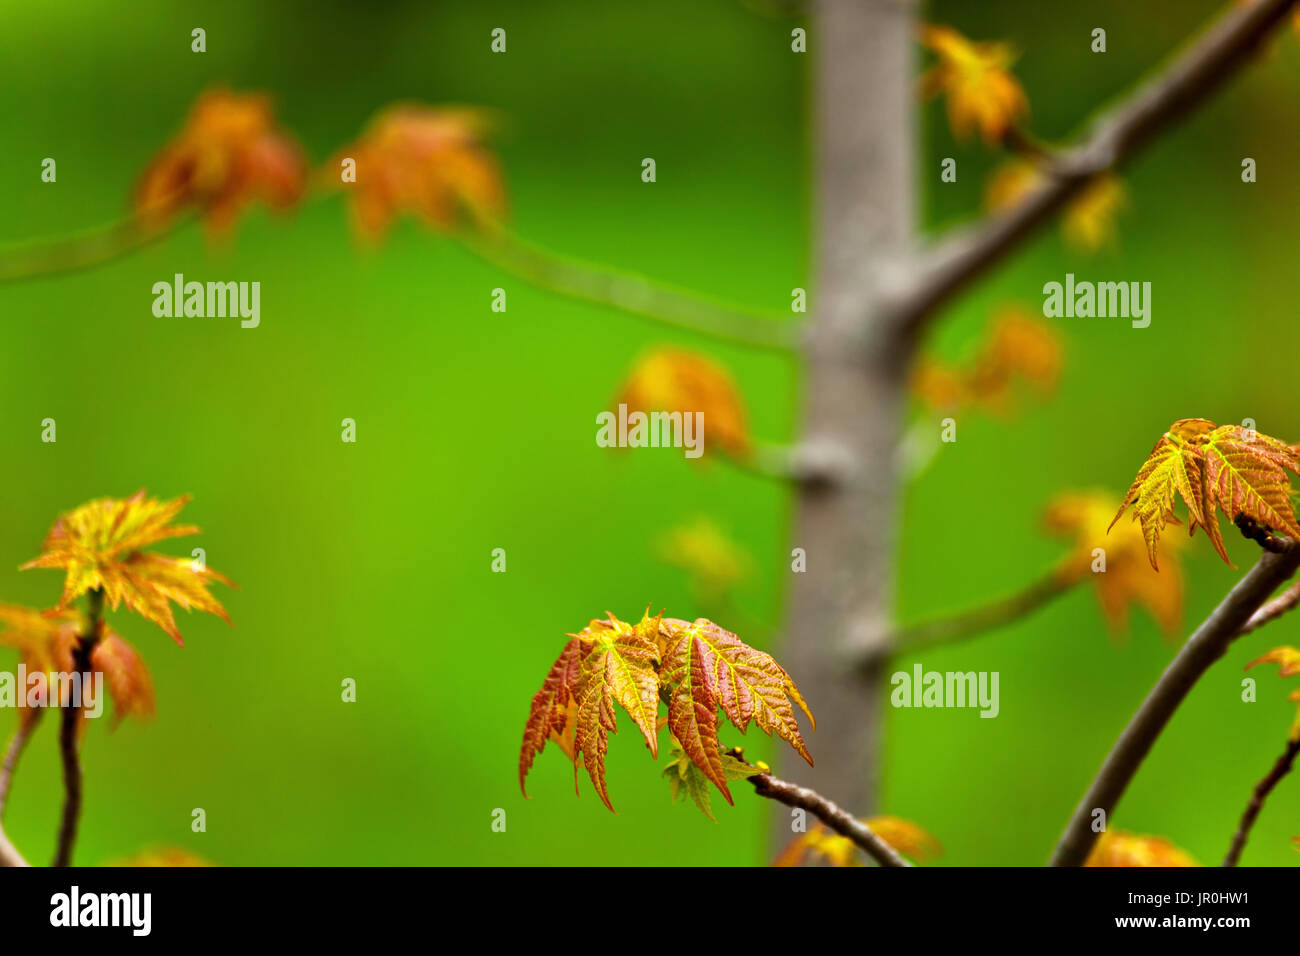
333, 105, 506, 241
1111, 419, 1300, 569
519, 612, 663, 811
773, 817, 942, 867
1043, 491, 1185, 638
1245, 646, 1300, 739
910, 357, 967, 412
520, 610, 812, 815
986, 162, 1128, 252
920, 24, 1028, 144
656, 517, 753, 602
0, 604, 154, 730
1063, 174, 1127, 251
615, 349, 751, 461
660, 739, 759, 822
911, 307, 1060, 416
659, 617, 813, 805
984, 159, 1042, 212
964, 307, 1061, 413
0, 604, 81, 729
20, 491, 234, 646
1084, 830, 1197, 867
135, 89, 305, 236
518, 635, 588, 797
1199, 424, 1300, 560
91, 630, 156, 728
112, 847, 214, 867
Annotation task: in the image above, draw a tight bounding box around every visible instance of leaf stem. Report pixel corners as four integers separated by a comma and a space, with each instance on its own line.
1221, 736, 1300, 867
53, 587, 104, 868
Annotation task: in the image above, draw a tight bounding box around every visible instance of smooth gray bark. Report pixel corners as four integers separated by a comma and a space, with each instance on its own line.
774, 0, 918, 843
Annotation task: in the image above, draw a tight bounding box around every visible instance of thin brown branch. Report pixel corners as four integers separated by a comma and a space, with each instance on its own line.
1222, 736, 1300, 867
1050, 539, 1300, 867
53, 588, 104, 868
1238, 579, 1300, 636
0, 823, 29, 867
0, 716, 38, 868
749, 771, 910, 867
0, 711, 41, 817
459, 227, 803, 352
891, 0, 1299, 339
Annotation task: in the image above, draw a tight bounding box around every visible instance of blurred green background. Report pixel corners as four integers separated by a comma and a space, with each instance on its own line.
2, 0, 1298, 866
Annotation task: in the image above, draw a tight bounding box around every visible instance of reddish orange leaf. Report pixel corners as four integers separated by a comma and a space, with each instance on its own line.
660, 618, 813, 803
912, 307, 1060, 416
135, 89, 305, 235
518, 636, 588, 797
519, 611, 812, 816
965, 308, 1061, 413
1043, 491, 1185, 638
335, 105, 506, 240
91, 630, 156, 728
0, 604, 154, 730
0, 604, 81, 730
615, 349, 751, 460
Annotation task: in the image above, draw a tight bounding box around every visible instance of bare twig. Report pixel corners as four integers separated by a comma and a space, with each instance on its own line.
0, 712, 41, 818
1050, 539, 1300, 867
891, 0, 1300, 339
0, 214, 183, 285
0, 716, 38, 868
1222, 736, 1300, 867
460, 227, 802, 352
1238, 579, 1300, 636
749, 772, 910, 867
871, 564, 1082, 666
0, 823, 29, 867
53, 588, 104, 868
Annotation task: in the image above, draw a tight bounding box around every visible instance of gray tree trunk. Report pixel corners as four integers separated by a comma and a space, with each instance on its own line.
774, 0, 918, 844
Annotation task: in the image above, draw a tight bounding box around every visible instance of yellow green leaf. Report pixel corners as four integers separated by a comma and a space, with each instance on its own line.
920, 24, 1028, 144
570, 614, 661, 811
1085, 830, 1197, 867
1111, 420, 1300, 569
21, 491, 234, 646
